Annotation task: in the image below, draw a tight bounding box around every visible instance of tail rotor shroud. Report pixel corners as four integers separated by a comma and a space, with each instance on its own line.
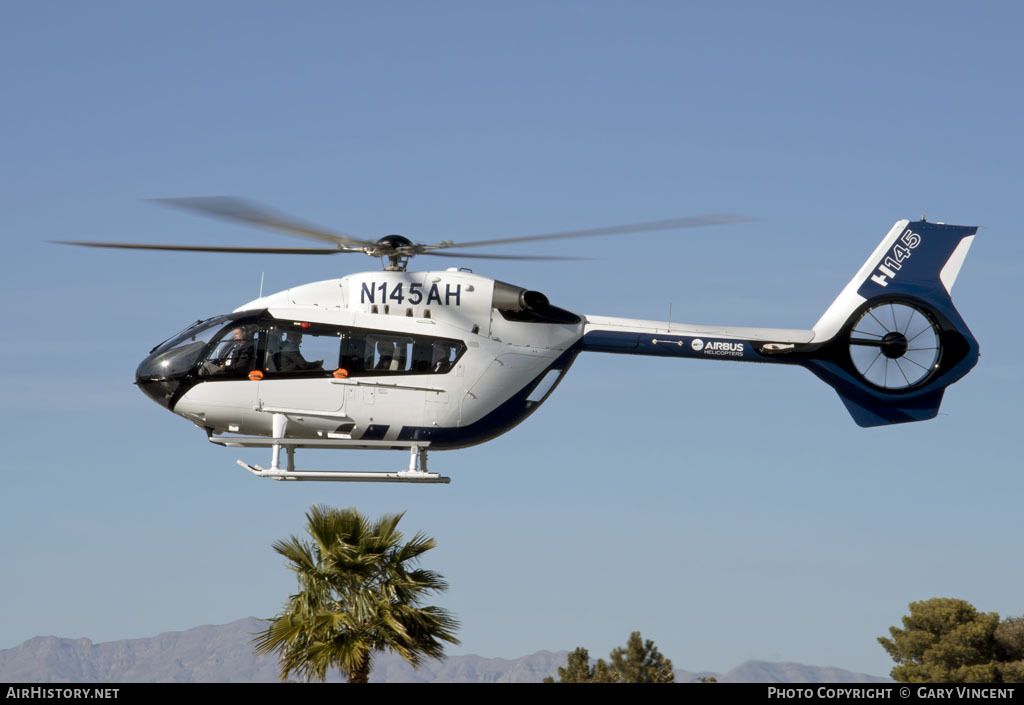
848, 301, 941, 390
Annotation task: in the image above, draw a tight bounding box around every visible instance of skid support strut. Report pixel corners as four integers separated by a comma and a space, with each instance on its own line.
270, 413, 287, 471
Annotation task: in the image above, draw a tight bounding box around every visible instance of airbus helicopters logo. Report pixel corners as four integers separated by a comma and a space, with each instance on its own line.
692, 338, 744, 357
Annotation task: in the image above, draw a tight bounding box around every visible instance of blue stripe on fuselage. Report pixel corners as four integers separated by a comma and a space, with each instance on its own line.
581, 330, 768, 362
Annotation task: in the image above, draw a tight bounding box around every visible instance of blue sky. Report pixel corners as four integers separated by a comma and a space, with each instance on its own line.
1, 2, 1021, 677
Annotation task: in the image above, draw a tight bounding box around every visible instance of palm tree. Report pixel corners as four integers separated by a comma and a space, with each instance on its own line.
254, 505, 459, 683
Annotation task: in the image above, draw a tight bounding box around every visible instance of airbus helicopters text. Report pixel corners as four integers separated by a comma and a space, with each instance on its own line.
61, 198, 979, 483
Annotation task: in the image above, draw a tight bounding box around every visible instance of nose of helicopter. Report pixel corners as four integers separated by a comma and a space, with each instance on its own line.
133, 316, 233, 410
135, 356, 182, 409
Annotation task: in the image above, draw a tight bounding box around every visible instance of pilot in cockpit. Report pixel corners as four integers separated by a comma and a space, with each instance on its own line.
203, 325, 257, 375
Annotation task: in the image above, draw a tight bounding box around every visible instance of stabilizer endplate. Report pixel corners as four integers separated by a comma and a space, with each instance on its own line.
836, 388, 946, 428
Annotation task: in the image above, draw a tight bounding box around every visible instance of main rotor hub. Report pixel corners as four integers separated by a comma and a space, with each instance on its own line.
374, 234, 414, 271
375, 234, 413, 249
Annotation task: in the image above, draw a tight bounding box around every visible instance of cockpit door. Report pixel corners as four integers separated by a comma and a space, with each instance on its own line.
256, 322, 345, 413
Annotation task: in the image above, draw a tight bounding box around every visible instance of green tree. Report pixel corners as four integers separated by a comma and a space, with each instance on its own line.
879, 598, 1024, 683
995, 617, 1024, 682
548, 647, 592, 683
610, 631, 675, 683
542, 647, 617, 683
545, 632, 674, 683
254, 505, 459, 683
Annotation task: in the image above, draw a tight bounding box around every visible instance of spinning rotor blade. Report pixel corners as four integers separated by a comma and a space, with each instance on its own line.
53, 241, 345, 255
55, 241, 580, 259
152, 197, 374, 250
432, 213, 755, 250
421, 251, 587, 261
56, 197, 755, 270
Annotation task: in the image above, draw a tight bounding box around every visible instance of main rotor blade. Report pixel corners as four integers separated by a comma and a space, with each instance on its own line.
152, 197, 375, 250
438, 214, 755, 250
422, 251, 587, 261
53, 241, 346, 255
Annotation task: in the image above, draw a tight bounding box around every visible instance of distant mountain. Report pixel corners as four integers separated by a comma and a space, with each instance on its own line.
716, 661, 891, 684
0, 618, 891, 683
0, 619, 279, 683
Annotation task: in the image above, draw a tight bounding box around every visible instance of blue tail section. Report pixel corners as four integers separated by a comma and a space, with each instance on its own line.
805, 219, 979, 427
578, 219, 979, 428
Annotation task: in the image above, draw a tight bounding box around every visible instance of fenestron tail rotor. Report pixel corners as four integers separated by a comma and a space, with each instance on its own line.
848, 301, 941, 390
55, 197, 754, 271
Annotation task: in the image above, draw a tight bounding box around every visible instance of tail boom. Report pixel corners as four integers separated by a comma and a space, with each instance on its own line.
580, 219, 979, 427
580, 316, 811, 362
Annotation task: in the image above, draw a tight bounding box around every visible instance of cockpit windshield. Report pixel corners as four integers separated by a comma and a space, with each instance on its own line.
138, 315, 233, 381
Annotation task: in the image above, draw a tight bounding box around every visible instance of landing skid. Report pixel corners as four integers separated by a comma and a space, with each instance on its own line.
235, 459, 449, 483
209, 423, 450, 483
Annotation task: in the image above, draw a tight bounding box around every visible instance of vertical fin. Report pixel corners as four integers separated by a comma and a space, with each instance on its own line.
804, 219, 979, 426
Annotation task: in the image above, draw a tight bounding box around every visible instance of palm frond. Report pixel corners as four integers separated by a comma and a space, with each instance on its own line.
256, 505, 459, 682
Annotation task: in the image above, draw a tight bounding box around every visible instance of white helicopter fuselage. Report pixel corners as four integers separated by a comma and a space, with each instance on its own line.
167, 268, 584, 450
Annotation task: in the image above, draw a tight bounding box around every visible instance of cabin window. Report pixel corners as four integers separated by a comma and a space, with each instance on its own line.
359, 334, 463, 375
258, 320, 466, 378
428, 340, 460, 373
264, 325, 337, 374
365, 334, 414, 372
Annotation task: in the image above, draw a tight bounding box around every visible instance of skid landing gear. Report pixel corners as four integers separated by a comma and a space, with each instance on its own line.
209, 421, 449, 483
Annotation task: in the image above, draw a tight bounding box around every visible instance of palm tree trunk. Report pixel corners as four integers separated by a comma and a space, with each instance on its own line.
348, 654, 372, 683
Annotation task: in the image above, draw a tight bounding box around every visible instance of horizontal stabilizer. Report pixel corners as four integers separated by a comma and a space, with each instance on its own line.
837, 389, 945, 428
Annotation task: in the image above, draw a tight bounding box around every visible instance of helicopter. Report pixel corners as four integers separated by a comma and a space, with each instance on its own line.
61, 198, 980, 484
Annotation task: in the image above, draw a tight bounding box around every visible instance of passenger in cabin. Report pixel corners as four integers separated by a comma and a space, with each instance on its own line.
278, 331, 323, 372
374, 340, 397, 371
432, 341, 454, 373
